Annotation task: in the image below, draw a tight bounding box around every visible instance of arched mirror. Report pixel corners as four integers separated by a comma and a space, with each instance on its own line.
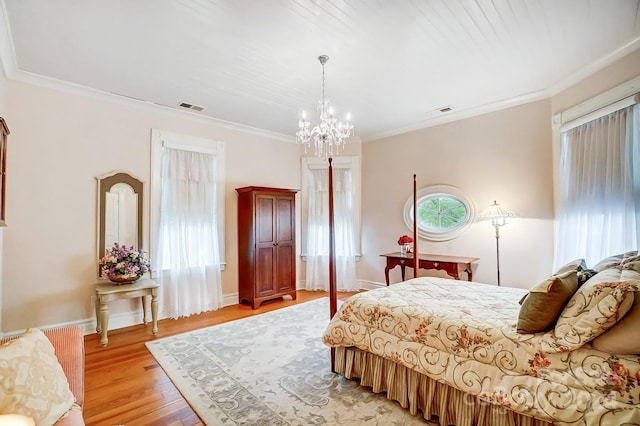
403, 184, 475, 242
96, 171, 143, 276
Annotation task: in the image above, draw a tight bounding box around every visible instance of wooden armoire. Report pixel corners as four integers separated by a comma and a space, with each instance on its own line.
236, 186, 298, 309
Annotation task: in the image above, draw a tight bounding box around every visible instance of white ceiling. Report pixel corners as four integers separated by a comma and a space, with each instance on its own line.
1, 0, 639, 141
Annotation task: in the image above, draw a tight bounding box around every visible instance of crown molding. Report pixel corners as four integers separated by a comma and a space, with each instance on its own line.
365, 37, 640, 142
365, 89, 549, 142
7, 67, 296, 142
547, 36, 640, 97
0, 3, 294, 144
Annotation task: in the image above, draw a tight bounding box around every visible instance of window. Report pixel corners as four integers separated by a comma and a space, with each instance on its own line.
150, 129, 226, 270
554, 101, 639, 267
300, 156, 361, 258
403, 185, 475, 241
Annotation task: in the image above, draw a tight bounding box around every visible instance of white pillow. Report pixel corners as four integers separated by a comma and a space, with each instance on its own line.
0, 328, 75, 426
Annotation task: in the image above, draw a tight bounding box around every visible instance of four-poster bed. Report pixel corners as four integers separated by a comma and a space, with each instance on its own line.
323, 177, 640, 425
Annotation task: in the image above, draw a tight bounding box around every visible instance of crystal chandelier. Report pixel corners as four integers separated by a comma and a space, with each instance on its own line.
296, 55, 353, 158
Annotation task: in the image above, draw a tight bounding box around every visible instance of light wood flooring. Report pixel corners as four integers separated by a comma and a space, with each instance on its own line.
83, 290, 357, 426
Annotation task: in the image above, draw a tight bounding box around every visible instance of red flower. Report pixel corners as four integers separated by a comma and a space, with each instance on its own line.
397, 234, 413, 245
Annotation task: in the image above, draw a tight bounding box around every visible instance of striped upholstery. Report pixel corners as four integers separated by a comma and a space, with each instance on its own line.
41, 327, 85, 408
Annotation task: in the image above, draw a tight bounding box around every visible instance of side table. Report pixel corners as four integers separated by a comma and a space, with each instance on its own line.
381, 252, 479, 284
95, 278, 159, 347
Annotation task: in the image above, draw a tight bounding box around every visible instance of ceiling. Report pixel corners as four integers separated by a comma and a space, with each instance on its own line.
1, 0, 639, 141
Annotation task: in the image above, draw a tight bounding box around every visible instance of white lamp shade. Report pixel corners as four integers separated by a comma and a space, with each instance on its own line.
478, 200, 515, 219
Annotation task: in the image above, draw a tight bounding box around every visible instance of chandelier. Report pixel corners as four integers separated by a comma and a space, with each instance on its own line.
296, 55, 354, 158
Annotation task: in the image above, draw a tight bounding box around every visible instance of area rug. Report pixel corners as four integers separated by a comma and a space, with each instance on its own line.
146, 297, 434, 425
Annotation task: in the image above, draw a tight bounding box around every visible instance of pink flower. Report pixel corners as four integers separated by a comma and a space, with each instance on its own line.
613, 363, 629, 378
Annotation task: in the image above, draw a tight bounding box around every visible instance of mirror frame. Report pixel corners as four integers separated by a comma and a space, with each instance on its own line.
96, 171, 143, 276
403, 184, 476, 242
0, 117, 9, 226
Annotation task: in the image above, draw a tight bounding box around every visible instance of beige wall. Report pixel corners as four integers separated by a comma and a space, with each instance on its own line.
551, 49, 640, 115
357, 48, 640, 289
2, 78, 304, 332
360, 100, 555, 288
1, 47, 638, 334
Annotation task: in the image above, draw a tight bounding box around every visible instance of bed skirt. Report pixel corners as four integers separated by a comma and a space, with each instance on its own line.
334, 347, 552, 426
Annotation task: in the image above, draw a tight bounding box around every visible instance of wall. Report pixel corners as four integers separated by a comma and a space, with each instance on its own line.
360, 100, 555, 288
358, 48, 640, 290
2, 47, 638, 334
2, 78, 306, 333
551, 49, 640, 115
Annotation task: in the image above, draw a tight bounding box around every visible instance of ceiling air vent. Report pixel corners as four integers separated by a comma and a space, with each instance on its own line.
179, 102, 204, 112
439, 106, 452, 113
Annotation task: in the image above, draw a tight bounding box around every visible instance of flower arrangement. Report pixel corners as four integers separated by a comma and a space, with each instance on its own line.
397, 234, 413, 245
398, 234, 413, 254
99, 242, 150, 282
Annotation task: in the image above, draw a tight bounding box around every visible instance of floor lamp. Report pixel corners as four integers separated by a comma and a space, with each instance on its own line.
295, 55, 354, 372
478, 201, 515, 286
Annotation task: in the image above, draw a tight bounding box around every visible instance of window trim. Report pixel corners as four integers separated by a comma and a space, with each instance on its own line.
403, 184, 476, 242
150, 129, 226, 270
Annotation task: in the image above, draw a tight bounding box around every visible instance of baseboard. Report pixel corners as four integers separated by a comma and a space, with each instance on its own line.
358, 280, 386, 290
298, 279, 385, 292
1, 284, 388, 339
1, 291, 242, 338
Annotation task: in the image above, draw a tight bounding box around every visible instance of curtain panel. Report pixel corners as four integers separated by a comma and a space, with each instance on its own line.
155, 147, 223, 318
554, 104, 639, 268
305, 167, 359, 291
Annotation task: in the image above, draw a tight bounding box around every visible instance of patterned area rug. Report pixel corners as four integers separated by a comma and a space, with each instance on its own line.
146, 298, 434, 425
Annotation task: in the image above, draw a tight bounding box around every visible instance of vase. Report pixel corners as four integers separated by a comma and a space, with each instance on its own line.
108, 274, 140, 284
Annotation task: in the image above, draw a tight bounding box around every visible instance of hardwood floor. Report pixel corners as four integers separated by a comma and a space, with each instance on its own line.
83, 290, 357, 426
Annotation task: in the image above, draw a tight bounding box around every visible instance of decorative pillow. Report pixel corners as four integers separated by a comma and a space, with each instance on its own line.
542, 268, 639, 352
553, 258, 587, 275
577, 269, 597, 287
591, 292, 640, 354
592, 251, 638, 272
0, 328, 75, 426
621, 255, 640, 271
517, 270, 578, 334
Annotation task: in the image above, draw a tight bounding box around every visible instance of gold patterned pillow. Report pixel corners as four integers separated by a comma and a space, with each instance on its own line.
0, 328, 75, 425
541, 268, 639, 353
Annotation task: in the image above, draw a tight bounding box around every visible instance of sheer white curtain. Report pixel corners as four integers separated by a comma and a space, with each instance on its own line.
554, 104, 640, 268
306, 167, 358, 291
155, 147, 223, 318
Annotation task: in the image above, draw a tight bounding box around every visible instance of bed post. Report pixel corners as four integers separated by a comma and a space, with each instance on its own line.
328, 157, 337, 371
413, 174, 418, 278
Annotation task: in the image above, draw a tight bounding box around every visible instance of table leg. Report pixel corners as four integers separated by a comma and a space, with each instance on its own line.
401, 265, 406, 281
94, 295, 101, 334
99, 301, 109, 347
151, 292, 158, 335
384, 266, 391, 285
141, 296, 148, 324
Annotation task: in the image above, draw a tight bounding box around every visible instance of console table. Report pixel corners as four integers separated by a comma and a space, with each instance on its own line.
381, 252, 479, 285
95, 278, 159, 346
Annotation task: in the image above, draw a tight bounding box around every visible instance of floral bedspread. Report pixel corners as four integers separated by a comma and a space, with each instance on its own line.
322, 277, 640, 425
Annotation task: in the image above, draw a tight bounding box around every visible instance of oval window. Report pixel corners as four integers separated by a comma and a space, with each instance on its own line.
403, 185, 476, 241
